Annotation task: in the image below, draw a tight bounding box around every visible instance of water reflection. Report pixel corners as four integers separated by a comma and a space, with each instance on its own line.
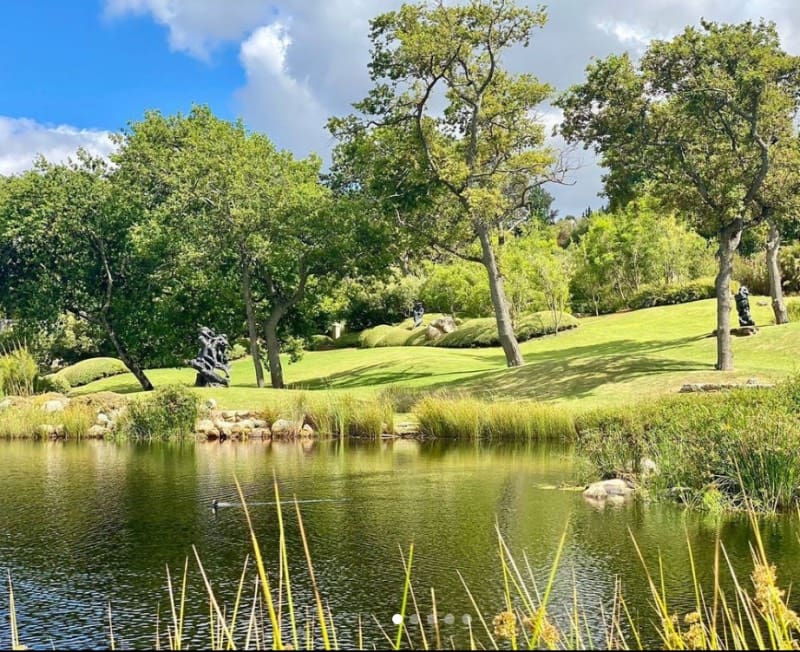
0, 439, 797, 648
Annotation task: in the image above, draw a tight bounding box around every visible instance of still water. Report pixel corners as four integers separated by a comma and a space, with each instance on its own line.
0, 438, 798, 649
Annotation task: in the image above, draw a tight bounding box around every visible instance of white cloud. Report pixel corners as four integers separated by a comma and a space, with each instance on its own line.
104, 0, 272, 59
236, 22, 330, 159
0, 117, 116, 176
101, 0, 800, 215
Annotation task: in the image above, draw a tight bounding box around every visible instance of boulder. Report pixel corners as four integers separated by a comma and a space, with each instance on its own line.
0, 398, 12, 410
251, 427, 271, 439
87, 425, 108, 438
430, 316, 457, 334
583, 479, 634, 500
301, 423, 314, 436
43, 399, 67, 413
425, 325, 443, 341
96, 412, 111, 426
271, 419, 300, 437
196, 419, 216, 434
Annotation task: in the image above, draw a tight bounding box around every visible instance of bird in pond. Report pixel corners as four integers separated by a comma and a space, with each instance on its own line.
211, 498, 219, 513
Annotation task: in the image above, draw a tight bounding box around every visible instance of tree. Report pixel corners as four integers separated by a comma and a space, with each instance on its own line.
0, 154, 156, 390
116, 107, 384, 389
558, 20, 800, 370
330, 0, 565, 368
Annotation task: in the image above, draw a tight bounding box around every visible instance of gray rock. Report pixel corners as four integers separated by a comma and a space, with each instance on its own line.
0, 398, 12, 410
425, 325, 443, 341
196, 419, 216, 434
301, 423, 314, 436
96, 412, 111, 426
87, 425, 108, 438
43, 399, 67, 413
271, 419, 300, 437
583, 479, 634, 500
431, 316, 457, 334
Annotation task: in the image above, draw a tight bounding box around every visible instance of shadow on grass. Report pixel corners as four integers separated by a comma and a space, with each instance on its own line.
289, 361, 489, 391
428, 336, 712, 401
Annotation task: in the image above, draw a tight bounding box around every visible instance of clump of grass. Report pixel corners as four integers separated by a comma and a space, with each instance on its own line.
0, 346, 39, 397
118, 385, 199, 440
784, 298, 800, 322
59, 403, 96, 438
0, 404, 50, 438
265, 392, 393, 438
576, 375, 800, 512
415, 395, 575, 441
377, 385, 429, 413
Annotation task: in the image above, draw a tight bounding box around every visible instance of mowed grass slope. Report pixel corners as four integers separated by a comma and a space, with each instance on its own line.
74, 297, 800, 411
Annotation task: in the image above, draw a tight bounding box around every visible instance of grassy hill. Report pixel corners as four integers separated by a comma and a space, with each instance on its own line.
73, 297, 800, 412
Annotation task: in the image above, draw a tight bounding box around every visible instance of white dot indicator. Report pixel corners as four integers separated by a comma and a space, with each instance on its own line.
409, 614, 420, 625
392, 613, 403, 625
444, 613, 455, 625
462, 614, 472, 625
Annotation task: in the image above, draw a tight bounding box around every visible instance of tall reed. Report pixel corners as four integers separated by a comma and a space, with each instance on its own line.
415, 396, 575, 441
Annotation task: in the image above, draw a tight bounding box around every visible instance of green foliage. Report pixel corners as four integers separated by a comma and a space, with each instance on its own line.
118, 385, 199, 440
419, 261, 491, 317
576, 377, 800, 512
779, 242, 800, 293
228, 343, 247, 360
786, 298, 800, 322
37, 374, 71, 395
568, 200, 715, 315
0, 347, 38, 397
340, 274, 422, 331
53, 357, 127, 388
433, 312, 578, 348
628, 277, 717, 310
734, 252, 770, 296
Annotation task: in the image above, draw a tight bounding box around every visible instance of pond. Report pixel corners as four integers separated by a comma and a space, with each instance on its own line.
0, 438, 798, 649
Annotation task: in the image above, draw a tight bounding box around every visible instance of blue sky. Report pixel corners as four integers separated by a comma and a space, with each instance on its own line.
2, 0, 799, 217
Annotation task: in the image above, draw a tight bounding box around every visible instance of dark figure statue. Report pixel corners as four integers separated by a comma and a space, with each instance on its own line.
187, 326, 231, 387
412, 300, 425, 328
734, 286, 756, 327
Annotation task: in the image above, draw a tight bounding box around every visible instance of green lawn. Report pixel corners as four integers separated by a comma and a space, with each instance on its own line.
73, 297, 800, 412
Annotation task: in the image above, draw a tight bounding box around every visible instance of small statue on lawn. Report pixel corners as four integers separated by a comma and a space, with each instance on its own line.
412, 300, 425, 328
734, 286, 756, 327
187, 326, 231, 387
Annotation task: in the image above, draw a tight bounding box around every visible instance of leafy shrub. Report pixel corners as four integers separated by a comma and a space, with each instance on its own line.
779, 243, 800, 293
734, 253, 769, 296
0, 347, 39, 397
628, 277, 717, 310
339, 274, 422, 331
119, 385, 199, 440
37, 374, 71, 394
433, 311, 578, 348
359, 325, 423, 348
419, 260, 492, 317
308, 335, 336, 351
53, 357, 128, 388
229, 343, 247, 360
787, 299, 800, 322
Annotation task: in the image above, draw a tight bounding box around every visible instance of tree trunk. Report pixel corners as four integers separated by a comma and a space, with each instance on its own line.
241, 260, 265, 387
766, 220, 789, 324
715, 226, 743, 371
264, 305, 287, 389
103, 318, 154, 391
477, 226, 524, 367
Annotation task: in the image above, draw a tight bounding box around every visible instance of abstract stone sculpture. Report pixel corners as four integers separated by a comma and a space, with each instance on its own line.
734, 286, 756, 327
187, 326, 231, 387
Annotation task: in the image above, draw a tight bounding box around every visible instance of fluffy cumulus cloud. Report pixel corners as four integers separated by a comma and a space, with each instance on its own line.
104, 0, 273, 59
99, 0, 800, 215
0, 117, 116, 176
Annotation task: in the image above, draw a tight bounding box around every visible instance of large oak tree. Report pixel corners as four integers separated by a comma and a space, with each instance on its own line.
330, 0, 565, 368
558, 20, 800, 371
